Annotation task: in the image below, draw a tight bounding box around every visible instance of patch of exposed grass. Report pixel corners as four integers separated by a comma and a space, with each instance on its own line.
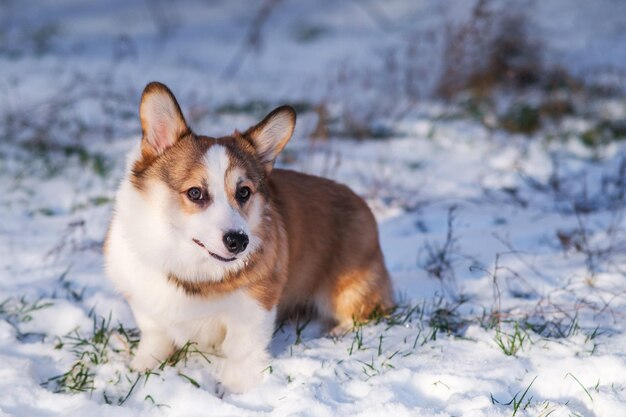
157, 341, 214, 370
24, 141, 113, 178
580, 119, 626, 148
565, 373, 593, 403
491, 376, 538, 416
500, 103, 541, 134
0, 296, 54, 323
494, 322, 528, 356
0, 296, 54, 341
525, 316, 580, 339
43, 310, 217, 405
43, 312, 139, 396
419, 206, 466, 301
46, 361, 96, 394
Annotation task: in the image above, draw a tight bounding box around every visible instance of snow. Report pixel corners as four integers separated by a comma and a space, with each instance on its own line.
1, 0, 626, 416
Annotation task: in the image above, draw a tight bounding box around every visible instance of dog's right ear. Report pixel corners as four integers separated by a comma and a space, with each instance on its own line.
139, 82, 190, 158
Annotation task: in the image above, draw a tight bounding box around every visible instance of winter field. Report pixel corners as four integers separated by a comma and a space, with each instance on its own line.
1, 1, 626, 416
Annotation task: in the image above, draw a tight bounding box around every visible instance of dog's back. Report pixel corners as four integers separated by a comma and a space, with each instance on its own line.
271, 169, 393, 331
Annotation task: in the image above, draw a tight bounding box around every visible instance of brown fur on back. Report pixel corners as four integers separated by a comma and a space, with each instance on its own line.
270, 169, 393, 323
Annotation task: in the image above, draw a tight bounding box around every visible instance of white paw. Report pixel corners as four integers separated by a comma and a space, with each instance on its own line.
220, 367, 264, 394
130, 332, 173, 371
130, 352, 161, 371
217, 355, 268, 394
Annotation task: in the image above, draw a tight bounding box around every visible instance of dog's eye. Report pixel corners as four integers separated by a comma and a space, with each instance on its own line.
187, 187, 203, 201
236, 186, 251, 203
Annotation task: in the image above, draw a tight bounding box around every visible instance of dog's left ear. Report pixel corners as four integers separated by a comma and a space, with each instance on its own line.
243, 106, 296, 173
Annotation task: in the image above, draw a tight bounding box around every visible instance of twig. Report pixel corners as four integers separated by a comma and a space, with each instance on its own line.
222, 0, 282, 79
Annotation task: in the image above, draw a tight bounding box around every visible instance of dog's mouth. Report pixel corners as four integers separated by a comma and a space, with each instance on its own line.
192, 238, 237, 263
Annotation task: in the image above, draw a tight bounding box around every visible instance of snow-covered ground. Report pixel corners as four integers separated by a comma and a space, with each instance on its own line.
1, 1, 625, 416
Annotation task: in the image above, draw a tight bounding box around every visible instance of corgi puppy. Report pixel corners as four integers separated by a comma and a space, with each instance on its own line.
104, 82, 393, 393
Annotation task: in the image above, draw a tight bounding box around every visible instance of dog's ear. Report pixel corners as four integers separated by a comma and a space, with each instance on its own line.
139, 82, 190, 157
243, 106, 296, 173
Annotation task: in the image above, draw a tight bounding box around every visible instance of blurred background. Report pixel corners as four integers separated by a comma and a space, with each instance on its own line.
2, 0, 625, 153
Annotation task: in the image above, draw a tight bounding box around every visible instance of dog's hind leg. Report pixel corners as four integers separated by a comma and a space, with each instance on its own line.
319, 259, 394, 336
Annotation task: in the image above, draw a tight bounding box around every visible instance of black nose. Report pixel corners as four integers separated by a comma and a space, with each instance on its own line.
223, 231, 249, 255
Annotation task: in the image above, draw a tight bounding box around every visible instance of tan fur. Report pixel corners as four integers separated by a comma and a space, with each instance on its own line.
126, 84, 393, 328
270, 170, 394, 326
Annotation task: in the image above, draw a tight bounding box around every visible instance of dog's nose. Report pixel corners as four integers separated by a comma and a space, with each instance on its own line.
223, 231, 249, 255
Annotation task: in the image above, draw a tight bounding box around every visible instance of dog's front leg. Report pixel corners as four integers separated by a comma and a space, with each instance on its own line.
216, 307, 275, 393
130, 308, 174, 371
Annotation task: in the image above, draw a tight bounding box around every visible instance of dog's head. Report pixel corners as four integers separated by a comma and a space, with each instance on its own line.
123, 82, 295, 283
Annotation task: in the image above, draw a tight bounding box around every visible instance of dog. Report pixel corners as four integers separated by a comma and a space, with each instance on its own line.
104, 82, 393, 393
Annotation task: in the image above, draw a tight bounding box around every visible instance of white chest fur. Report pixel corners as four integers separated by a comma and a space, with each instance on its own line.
105, 191, 275, 392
